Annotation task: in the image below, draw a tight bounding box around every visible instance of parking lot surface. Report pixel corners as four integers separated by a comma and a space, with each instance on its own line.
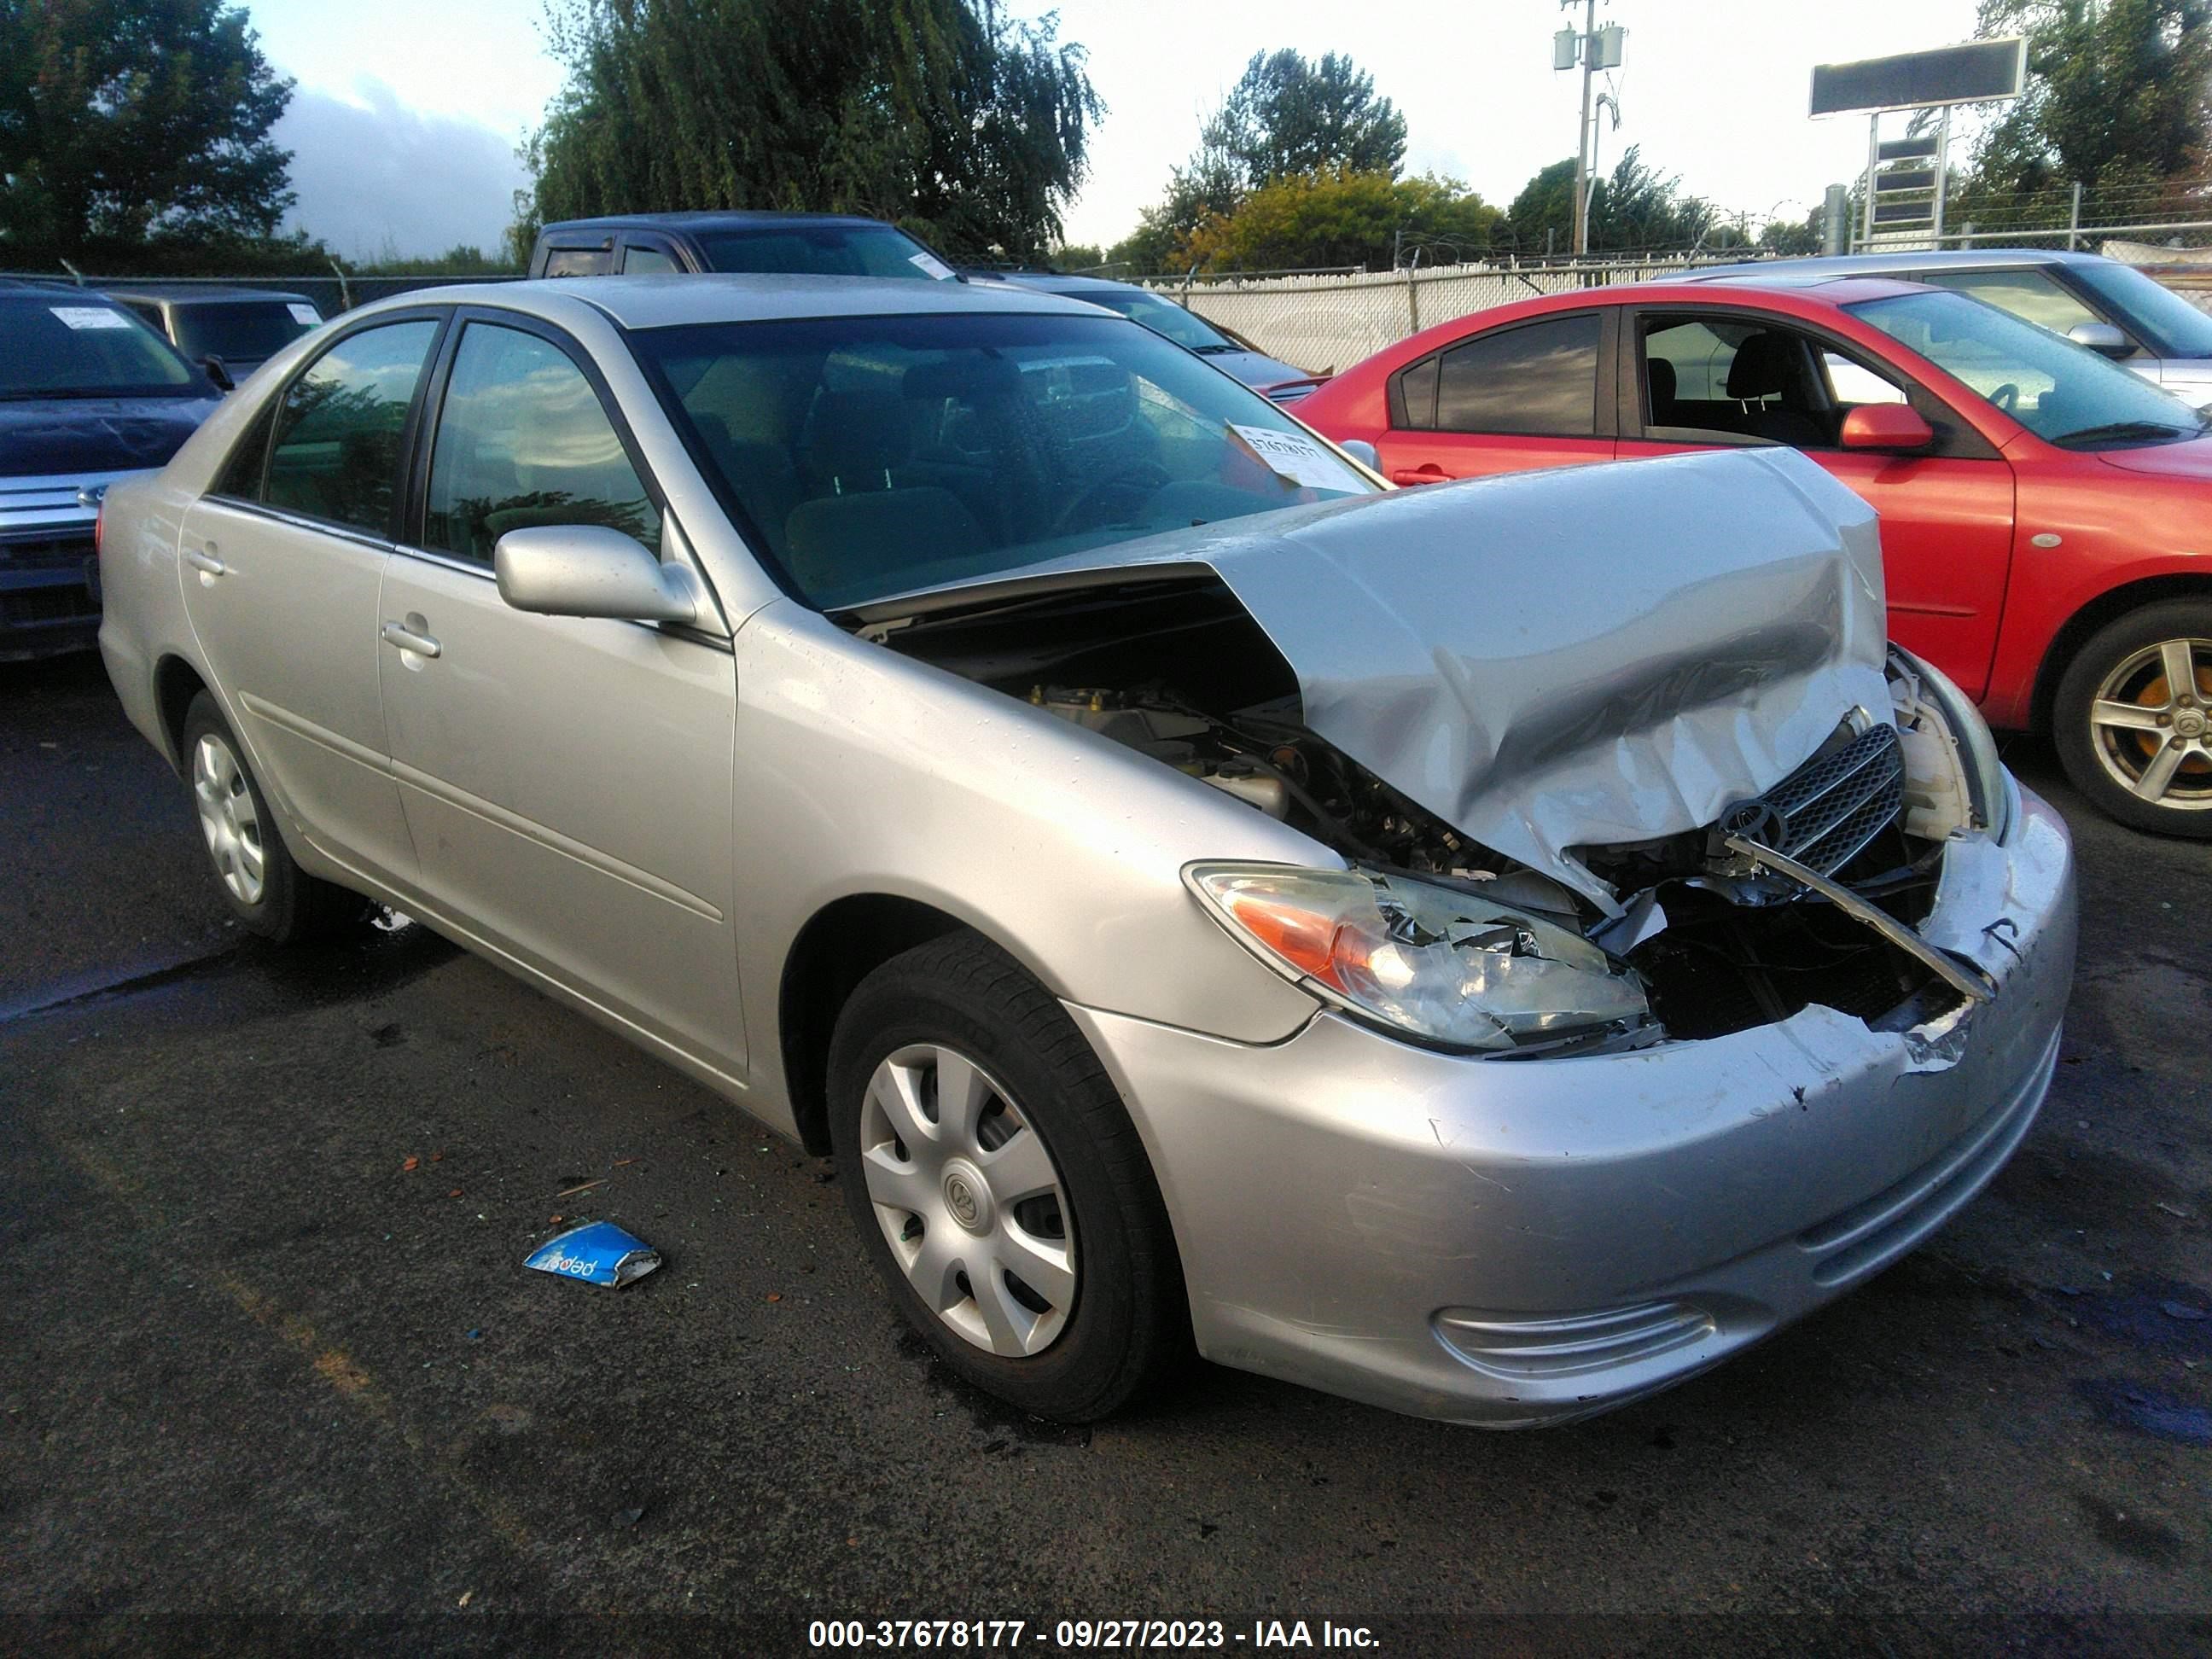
3, 651, 2208, 1652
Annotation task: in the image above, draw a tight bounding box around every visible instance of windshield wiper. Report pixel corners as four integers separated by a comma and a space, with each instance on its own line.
2049, 419, 2197, 447
1190, 343, 1241, 355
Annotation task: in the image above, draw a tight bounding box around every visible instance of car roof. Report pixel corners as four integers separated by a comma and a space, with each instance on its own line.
364, 272, 1115, 331
986, 271, 1153, 296
96, 284, 316, 306
1679, 248, 2108, 286
538, 211, 904, 239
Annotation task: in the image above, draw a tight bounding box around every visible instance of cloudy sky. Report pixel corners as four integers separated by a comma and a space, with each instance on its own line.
247, 0, 1987, 259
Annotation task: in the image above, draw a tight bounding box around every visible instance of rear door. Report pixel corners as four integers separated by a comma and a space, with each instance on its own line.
1373, 310, 1615, 486
176, 312, 445, 888
1614, 307, 2019, 698
376, 311, 742, 1067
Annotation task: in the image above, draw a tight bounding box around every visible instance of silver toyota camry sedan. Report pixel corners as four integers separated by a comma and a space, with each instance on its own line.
96, 275, 2077, 1427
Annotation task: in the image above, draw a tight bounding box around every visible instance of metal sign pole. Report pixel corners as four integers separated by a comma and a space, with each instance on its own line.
1863, 115, 1879, 250
1933, 107, 1952, 246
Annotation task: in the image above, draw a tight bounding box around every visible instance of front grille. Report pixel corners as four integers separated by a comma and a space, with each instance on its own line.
0, 533, 96, 572
1754, 721, 1905, 876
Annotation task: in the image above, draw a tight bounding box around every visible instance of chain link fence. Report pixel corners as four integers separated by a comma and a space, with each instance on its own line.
0, 271, 525, 316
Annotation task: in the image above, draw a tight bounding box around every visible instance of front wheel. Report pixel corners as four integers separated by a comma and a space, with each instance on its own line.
2053, 600, 2212, 835
180, 692, 366, 940
827, 933, 1188, 1421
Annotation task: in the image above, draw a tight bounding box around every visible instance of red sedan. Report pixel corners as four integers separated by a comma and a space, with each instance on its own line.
1296, 275, 2212, 835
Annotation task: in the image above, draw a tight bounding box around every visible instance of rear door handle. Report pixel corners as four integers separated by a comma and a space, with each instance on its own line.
379, 620, 442, 659
1390, 463, 1447, 486
184, 545, 226, 577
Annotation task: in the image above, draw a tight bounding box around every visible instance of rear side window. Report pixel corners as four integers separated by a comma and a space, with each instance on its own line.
263, 320, 439, 537
621, 244, 678, 275
543, 247, 611, 277
422, 323, 660, 564
1432, 314, 1602, 436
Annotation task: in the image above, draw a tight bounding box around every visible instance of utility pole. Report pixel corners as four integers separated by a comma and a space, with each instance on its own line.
1555, 3, 1622, 259
1572, 0, 1595, 258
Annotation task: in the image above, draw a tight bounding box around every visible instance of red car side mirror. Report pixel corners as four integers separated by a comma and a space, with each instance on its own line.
1839, 404, 1934, 452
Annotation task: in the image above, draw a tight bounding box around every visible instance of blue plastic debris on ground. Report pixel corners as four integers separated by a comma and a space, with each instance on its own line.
523, 1221, 662, 1289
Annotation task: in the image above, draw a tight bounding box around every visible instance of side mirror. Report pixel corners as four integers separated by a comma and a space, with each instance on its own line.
2067, 322, 2132, 359
493, 524, 704, 625
1337, 438, 1381, 472
201, 354, 234, 392
1839, 404, 1935, 453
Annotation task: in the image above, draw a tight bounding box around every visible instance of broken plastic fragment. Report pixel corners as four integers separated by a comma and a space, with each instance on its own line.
524, 1221, 662, 1289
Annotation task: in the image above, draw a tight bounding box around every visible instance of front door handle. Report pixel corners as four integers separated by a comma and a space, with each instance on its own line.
1390, 463, 1447, 486
184, 545, 226, 577
379, 620, 442, 659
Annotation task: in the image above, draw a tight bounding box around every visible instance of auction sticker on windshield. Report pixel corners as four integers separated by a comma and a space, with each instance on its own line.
287, 303, 321, 325
51, 307, 135, 331
1228, 422, 1363, 491
908, 252, 957, 281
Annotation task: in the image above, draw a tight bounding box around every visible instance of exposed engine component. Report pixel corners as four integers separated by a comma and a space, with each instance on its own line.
876, 582, 1987, 1052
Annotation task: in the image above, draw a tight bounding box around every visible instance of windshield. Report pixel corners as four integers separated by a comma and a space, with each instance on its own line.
170, 300, 320, 364
2069, 259, 2212, 359
1070, 288, 1237, 352
1848, 288, 2207, 447
632, 311, 1373, 608
691, 225, 954, 281
0, 298, 201, 398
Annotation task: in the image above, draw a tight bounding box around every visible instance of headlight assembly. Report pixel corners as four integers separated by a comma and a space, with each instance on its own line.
1184, 862, 1654, 1054
1892, 646, 2012, 841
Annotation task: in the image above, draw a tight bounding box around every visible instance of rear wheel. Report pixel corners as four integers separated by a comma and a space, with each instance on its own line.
827, 933, 1188, 1421
181, 692, 365, 940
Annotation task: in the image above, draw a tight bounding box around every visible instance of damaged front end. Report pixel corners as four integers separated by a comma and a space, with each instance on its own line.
851, 447, 2013, 1060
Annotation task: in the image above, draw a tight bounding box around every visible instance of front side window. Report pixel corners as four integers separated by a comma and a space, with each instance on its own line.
424, 323, 661, 564
630, 311, 1373, 608
1406, 314, 1600, 436
1076, 290, 1237, 353
543, 247, 610, 278
622, 245, 678, 275
1914, 268, 2105, 341
1849, 288, 2207, 448
1640, 315, 1839, 447
263, 319, 439, 535
691, 225, 952, 280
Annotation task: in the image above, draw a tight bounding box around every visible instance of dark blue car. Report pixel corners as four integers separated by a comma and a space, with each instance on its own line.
0, 283, 220, 659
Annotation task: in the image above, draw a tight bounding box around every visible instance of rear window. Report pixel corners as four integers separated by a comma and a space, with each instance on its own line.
169, 301, 321, 364
0, 298, 201, 398
691, 225, 953, 281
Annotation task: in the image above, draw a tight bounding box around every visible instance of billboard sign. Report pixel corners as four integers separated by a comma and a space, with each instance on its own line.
1810, 38, 2027, 116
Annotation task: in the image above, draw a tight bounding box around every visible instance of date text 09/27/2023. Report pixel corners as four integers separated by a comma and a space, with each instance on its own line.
806, 1620, 1381, 1650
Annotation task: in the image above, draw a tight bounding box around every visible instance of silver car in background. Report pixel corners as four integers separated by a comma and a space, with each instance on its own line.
96, 275, 2076, 1426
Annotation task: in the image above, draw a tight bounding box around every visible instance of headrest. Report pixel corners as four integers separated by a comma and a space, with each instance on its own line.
1725, 333, 1793, 399
1646, 357, 1676, 410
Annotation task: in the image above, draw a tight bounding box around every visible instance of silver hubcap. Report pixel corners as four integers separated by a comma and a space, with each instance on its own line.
2088, 637, 2212, 811
192, 733, 267, 905
859, 1044, 1075, 1358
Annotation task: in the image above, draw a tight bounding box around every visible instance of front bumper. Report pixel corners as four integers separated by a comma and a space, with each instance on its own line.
1072, 787, 2076, 1427
0, 471, 130, 661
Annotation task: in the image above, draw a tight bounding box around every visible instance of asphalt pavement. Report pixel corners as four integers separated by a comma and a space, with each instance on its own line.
3, 650, 2208, 1655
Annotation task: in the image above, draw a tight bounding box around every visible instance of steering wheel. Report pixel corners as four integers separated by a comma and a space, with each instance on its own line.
1049, 462, 1173, 537
1988, 381, 2020, 415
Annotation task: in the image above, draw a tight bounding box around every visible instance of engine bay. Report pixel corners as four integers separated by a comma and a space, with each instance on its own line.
862, 576, 1986, 1051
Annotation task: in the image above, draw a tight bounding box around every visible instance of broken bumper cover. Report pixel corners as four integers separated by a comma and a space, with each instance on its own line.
1069, 785, 2075, 1427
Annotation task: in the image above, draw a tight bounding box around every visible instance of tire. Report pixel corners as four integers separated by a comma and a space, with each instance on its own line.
2053, 600, 2212, 837
827, 932, 1189, 1421
180, 691, 366, 941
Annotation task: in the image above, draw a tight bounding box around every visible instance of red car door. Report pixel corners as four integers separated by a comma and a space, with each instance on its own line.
1612, 310, 2018, 699
1373, 310, 1615, 485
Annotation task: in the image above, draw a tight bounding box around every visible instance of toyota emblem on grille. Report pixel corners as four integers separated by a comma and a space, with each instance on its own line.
1718, 799, 1785, 847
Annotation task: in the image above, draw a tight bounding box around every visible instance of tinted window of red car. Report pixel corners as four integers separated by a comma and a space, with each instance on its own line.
1392, 314, 1603, 437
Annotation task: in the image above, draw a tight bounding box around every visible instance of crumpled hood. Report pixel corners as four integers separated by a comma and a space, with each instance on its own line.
0, 395, 218, 479
869, 447, 1890, 911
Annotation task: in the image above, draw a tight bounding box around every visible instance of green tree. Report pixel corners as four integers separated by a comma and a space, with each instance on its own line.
1966, 0, 2211, 205
1502, 148, 1715, 257
1182, 169, 1498, 274
0, 0, 296, 268
521, 0, 1101, 265
1199, 49, 1407, 192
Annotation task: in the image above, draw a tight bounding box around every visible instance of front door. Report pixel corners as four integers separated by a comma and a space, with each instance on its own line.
376, 315, 743, 1068
1373, 310, 1615, 485
1615, 311, 2019, 698
177, 315, 443, 888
